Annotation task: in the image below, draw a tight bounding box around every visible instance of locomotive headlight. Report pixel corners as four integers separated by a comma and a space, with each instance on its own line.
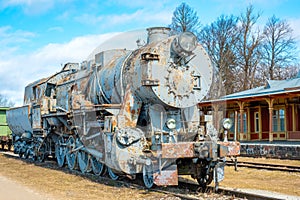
178, 32, 197, 53
222, 118, 233, 130
166, 118, 176, 130
171, 32, 198, 57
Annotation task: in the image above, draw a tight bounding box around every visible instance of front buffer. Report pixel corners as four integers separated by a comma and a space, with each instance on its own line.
106, 131, 240, 188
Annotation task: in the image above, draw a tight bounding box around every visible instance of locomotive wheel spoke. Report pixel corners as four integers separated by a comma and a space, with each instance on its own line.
107, 167, 119, 180
143, 164, 154, 188
66, 136, 77, 170
90, 156, 106, 176
78, 150, 90, 173
55, 136, 66, 167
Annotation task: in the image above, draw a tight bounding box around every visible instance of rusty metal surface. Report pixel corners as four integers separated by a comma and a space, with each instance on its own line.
6, 105, 32, 136
154, 165, 178, 186
161, 142, 195, 158
32, 106, 42, 129
219, 141, 240, 157
118, 85, 142, 128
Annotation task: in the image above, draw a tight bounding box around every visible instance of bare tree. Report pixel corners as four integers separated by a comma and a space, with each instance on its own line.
260, 15, 298, 80
235, 5, 262, 91
199, 15, 238, 97
0, 94, 14, 107
169, 3, 201, 34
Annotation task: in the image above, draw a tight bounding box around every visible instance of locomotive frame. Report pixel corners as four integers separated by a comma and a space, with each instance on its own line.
7, 27, 240, 189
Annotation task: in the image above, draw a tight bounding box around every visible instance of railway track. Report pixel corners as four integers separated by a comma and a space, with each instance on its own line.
1, 150, 291, 200
226, 160, 300, 173
178, 178, 286, 200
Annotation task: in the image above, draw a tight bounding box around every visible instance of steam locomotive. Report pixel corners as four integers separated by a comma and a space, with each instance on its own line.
7, 27, 240, 189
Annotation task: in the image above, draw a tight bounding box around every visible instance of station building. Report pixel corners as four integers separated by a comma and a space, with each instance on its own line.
199, 76, 300, 159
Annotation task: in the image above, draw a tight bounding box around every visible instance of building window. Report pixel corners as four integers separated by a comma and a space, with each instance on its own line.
254, 112, 259, 133
228, 111, 247, 133
229, 112, 235, 133
273, 109, 285, 132
238, 112, 247, 133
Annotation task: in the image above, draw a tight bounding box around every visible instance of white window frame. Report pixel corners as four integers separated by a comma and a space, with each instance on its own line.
272, 108, 285, 132
254, 111, 259, 133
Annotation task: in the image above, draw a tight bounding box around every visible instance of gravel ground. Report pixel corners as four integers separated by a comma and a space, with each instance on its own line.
220, 157, 300, 197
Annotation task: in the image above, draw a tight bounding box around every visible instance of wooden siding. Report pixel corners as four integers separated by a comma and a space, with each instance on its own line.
261, 108, 269, 132
289, 131, 300, 140
287, 105, 293, 131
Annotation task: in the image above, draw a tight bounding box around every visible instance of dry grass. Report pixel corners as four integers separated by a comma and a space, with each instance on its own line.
220, 157, 300, 196
237, 156, 300, 166
0, 154, 174, 200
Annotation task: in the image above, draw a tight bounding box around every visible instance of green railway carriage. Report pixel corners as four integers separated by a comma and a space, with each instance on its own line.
0, 107, 12, 150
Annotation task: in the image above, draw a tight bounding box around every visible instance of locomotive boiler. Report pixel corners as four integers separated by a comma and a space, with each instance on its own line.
7, 27, 240, 189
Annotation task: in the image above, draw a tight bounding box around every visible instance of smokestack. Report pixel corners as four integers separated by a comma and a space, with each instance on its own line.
146, 27, 170, 44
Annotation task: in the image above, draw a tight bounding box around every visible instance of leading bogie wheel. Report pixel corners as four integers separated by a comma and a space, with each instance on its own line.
143, 164, 154, 188
197, 168, 213, 188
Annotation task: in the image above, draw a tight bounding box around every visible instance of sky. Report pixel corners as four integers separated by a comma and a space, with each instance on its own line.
0, 0, 300, 106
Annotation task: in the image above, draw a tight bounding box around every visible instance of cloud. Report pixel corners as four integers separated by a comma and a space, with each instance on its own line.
47, 26, 64, 32
0, 33, 116, 106
74, 14, 104, 25
74, 11, 148, 26
0, 26, 35, 45
0, 0, 74, 15
0, 26, 36, 57
56, 10, 72, 21
106, 0, 171, 9
289, 18, 300, 39
75, 8, 172, 28
1, 0, 55, 15
289, 17, 300, 59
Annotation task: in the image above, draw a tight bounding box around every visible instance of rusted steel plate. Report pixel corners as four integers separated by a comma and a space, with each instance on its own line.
118, 85, 142, 127
6, 105, 32, 136
32, 106, 42, 129
219, 141, 240, 156
154, 165, 178, 186
161, 142, 194, 158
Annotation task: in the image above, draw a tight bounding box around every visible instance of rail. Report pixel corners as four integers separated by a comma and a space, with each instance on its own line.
226, 160, 300, 173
